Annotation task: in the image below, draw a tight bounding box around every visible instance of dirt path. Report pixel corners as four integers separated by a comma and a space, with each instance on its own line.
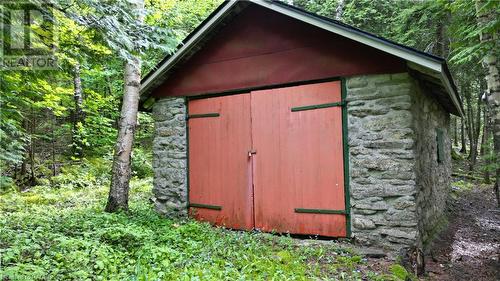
426, 186, 500, 281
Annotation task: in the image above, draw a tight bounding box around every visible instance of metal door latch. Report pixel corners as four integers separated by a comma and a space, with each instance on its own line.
248, 149, 257, 157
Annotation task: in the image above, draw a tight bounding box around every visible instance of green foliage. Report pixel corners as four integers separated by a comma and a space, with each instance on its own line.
451, 179, 476, 199
0, 180, 397, 280
0, 176, 17, 194
480, 138, 499, 180
448, 0, 499, 64
452, 180, 475, 192
0, 118, 26, 173
131, 148, 153, 178
46, 158, 112, 189
392, 0, 449, 54
0, 0, 222, 189
294, 0, 412, 39
389, 264, 409, 280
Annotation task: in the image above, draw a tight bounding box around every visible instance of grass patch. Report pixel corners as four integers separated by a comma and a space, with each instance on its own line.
451, 180, 474, 199
1, 178, 399, 280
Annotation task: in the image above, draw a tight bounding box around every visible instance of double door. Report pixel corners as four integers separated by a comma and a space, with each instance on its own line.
187, 81, 347, 237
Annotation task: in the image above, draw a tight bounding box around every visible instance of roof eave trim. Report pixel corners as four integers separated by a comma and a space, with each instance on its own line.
439, 66, 464, 117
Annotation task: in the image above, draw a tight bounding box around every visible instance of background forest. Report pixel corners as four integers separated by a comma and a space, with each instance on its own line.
1, 0, 499, 280
0, 0, 498, 194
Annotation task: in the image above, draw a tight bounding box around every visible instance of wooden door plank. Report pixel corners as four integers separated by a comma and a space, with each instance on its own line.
251, 81, 346, 237
188, 93, 254, 230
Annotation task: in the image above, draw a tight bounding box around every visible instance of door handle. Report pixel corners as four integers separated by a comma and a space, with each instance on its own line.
248, 149, 257, 157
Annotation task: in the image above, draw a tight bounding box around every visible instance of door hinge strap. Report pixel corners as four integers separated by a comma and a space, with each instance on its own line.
189, 203, 222, 210
291, 101, 345, 112
294, 208, 348, 215
187, 113, 220, 119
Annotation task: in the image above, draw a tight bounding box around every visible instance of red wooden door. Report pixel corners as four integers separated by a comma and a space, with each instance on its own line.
187, 94, 253, 230
251, 81, 346, 237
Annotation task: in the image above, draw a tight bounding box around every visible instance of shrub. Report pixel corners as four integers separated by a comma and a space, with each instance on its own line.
131, 148, 153, 179
48, 157, 111, 189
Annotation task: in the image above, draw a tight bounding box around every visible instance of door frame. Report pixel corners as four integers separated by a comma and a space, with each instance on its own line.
185, 76, 351, 237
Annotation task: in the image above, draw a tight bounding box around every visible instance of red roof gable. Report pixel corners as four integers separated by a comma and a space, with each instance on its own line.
151, 5, 405, 97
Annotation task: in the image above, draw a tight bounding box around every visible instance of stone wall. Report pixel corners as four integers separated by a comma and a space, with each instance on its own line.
346, 73, 418, 251
412, 82, 451, 249
346, 73, 451, 252
151, 97, 188, 218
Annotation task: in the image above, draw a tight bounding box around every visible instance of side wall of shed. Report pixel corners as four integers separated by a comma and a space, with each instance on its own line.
346, 73, 451, 252
412, 81, 451, 249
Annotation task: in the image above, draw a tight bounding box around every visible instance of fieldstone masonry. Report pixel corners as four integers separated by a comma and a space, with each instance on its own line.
346, 73, 450, 251
152, 73, 451, 253
152, 97, 188, 218
412, 80, 451, 248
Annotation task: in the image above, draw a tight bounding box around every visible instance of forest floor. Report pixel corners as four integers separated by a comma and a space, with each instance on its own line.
1, 177, 498, 280
424, 183, 499, 281
0, 178, 407, 281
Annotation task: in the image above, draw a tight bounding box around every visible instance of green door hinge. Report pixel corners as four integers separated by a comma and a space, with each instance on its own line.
187, 113, 220, 119
291, 101, 346, 112
189, 203, 222, 210
294, 208, 348, 215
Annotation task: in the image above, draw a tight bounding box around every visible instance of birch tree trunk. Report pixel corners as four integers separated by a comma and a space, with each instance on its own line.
105, 0, 144, 212
480, 107, 489, 156
482, 107, 491, 183
476, 0, 500, 206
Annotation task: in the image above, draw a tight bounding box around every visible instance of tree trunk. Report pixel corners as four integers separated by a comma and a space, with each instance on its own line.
335, 0, 345, 21
72, 62, 84, 158
454, 117, 459, 147
51, 111, 56, 177
106, 0, 144, 213
105, 68, 113, 97
482, 107, 491, 183
465, 92, 477, 171
480, 107, 488, 156
17, 118, 29, 190
73, 63, 84, 118
469, 94, 482, 171
433, 20, 444, 57
476, 0, 500, 206
460, 117, 467, 153
28, 107, 36, 188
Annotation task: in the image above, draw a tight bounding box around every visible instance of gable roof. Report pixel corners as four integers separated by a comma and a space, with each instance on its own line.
141, 0, 463, 116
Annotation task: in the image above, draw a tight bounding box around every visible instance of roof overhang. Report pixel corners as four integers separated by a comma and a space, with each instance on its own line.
141, 0, 463, 116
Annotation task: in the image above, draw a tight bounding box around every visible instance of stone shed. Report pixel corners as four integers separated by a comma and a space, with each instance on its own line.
140, 0, 463, 252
